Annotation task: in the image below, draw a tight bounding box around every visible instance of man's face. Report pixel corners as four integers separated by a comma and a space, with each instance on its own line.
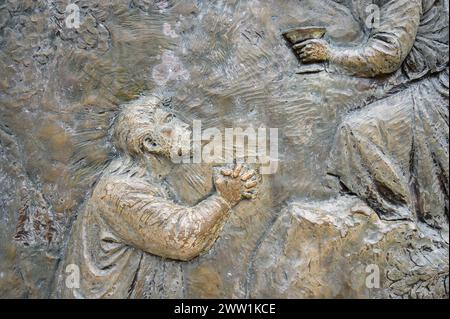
142, 108, 192, 161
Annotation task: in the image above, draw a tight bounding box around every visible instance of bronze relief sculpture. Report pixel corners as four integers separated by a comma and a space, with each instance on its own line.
0, 0, 448, 299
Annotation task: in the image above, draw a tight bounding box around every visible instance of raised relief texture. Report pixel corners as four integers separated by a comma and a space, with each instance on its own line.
0, 0, 448, 299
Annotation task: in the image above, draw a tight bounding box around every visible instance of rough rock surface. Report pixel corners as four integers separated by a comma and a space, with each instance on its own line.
250, 196, 449, 299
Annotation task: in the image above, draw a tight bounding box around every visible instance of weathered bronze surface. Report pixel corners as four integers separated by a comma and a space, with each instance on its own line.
0, 0, 448, 299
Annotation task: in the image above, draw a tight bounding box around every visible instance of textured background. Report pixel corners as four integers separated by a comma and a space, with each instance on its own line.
0, 0, 447, 298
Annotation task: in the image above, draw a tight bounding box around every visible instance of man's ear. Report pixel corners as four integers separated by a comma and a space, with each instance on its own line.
142, 136, 162, 154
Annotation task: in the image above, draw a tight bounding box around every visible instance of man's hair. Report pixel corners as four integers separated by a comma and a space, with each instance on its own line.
112, 96, 159, 157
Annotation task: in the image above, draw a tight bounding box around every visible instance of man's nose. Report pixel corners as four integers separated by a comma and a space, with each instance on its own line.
160, 126, 173, 137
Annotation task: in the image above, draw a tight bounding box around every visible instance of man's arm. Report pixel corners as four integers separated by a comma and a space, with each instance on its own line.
94, 165, 258, 261
295, 0, 422, 77
94, 179, 233, 261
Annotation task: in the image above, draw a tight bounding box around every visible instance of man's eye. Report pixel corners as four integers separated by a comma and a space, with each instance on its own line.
145, 138, 157, 147
164, 114, 175, 123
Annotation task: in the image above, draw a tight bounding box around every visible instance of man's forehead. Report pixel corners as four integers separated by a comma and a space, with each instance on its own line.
154, 108, 170, 118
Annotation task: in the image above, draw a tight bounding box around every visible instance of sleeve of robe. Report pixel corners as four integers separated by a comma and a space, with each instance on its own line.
330, 0, 423, 77
94, 178, 232, 261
